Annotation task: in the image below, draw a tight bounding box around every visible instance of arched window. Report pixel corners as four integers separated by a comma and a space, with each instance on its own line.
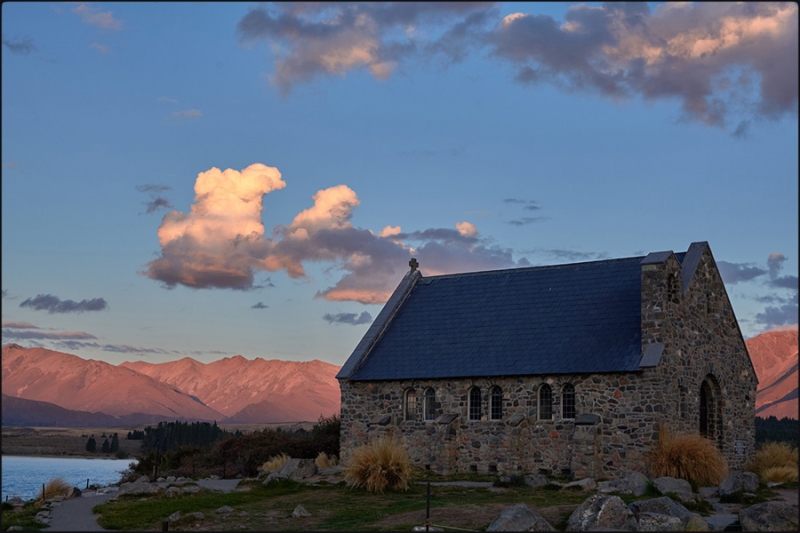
700, 375, 724, 448
562, 384, 575, 420
404, 389, 417, 421
469, 387, 482, 420
490, 386, 503, 420
424, 387, 436, 421
539, 384, 553, 420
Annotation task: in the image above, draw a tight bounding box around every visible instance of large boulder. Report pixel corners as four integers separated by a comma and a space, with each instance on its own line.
636, 512, 684, 531
65, 486, 82, 500
562, 478, 597, 491
288, 459, 318, 481
738, 501, 799, 531
292, 504, 311, 518
118, 480, 160, 495
567, 494, 637, 531
628, 497, 694, 528
524, 473, 549, 488
653, 477, 695, 502
487, 504, 555, 531
718, 471, 759, 496
598, 472, 650, 496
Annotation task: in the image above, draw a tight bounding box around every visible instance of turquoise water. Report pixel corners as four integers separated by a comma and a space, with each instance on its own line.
1, 456, 137, 502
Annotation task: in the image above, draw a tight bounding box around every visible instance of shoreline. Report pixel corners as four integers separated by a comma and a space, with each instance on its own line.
2, 453, 135, 460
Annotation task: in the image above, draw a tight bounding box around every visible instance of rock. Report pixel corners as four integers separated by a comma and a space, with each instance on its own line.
181, 485, 201, 493
685, 514, 710, 531
318, 465, 343, 476
235, 473, 243, 479
289, 459, 318, 481
562, 478, 597, 491
209, 475, 220, 480
165, 487, 181, 498
487, 503, 555, 531
628, 497, 694, 528
499, 475, 512, 484
524, 474, 549, 488
157, 477, 166, 482
118, 481, 160, 495
166, 476, 176, 482
7, 526, 24, 531
636, 512, 684, 531
51, 495, 65, 502
412, 526, 444, 531
738, 501, 799, 531
653, 477, 695, 502
217, 505, 233, 514
567, 494, 637, 531
65, 486, 82, 499
292, 504, 311, 518
718, 471, 759, 496
188, 512, 204, 520
599, 471, 651, 496
135, 475, 150, 483
168, 511, 182, 522
7, 496, 25, 507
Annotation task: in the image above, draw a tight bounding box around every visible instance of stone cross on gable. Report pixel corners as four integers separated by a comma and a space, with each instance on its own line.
409, 258, 419, 272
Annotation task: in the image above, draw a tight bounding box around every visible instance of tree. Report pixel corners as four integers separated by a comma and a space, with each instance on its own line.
110, 433, 120, 453
101, 438, 110, 453
86, 436, 97, 452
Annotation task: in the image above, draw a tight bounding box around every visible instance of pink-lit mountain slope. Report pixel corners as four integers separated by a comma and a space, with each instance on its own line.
746, 329, 799, 420
120, 355, 341, 423
1, 344, 224, 420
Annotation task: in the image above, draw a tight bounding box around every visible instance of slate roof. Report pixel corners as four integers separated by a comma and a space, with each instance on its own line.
345, 255, 662, 381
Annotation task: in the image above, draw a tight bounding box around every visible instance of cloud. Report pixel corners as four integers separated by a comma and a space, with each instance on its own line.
524, 203, 541, 211
1, 321, 40, 329
503, 198, 527, 203
144, 197, 175, 214
539, 249, 609, 262
323, 311, 372, 325
143, 162, 520, 303
51, 340, 174, 355
72, 4, 122, 31
137, 184, 172, 194
508, 216, 548, 226
1, 289, 8, 298
765, 252, 798, 290
755, 302, 799, 330
19, 294, 108, 314
717, 260, 768, 284
251, 302, 269, 309
236, 3, 497, 95
2, 36, 37, 55
172, 109, 202, 119
1, 329, 98, 341
90, 42, 110, 54
490, 2, 798, 130
137, 184, 175, 215
158, 96, 178, 104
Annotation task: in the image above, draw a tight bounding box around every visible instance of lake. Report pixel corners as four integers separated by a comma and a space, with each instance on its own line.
2, 455, 137, 502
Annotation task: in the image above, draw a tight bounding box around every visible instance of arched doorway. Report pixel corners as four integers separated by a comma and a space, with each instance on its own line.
699, 376, 723, 447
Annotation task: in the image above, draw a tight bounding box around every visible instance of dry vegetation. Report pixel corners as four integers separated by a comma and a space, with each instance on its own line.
260, 453, 291, 472
648, 427, 728, 486
36, 477, 73, 500
315, 451, 338, 468
344, 438, 414, 494
747, 442, 799, 483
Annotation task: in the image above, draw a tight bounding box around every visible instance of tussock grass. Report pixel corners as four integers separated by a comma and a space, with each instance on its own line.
260, 452, 290, 472
747, 441, 798, 482
316, 451, 338, 468
648, 427, 728, 486
36, 477, 73, 500
343, 438, 414, 494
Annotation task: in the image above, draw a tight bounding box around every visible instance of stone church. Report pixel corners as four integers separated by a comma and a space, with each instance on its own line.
337, 242, 757, 478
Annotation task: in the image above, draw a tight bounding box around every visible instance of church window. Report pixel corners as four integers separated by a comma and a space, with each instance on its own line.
404, 389, 416, 421
469, 387, 482, 420
539, 384, 553, 420
490, 386, 503, 420
562, 383, 575, 419
424, 387, 436, 421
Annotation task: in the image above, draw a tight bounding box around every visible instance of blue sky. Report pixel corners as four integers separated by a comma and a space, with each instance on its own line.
2, 2, 797, 367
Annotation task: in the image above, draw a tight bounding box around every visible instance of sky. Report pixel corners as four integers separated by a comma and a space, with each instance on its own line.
2, 2, 798, 368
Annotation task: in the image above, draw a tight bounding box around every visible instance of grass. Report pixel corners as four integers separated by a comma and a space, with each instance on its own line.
343, 438, 414, 494
261, 452, 291, 472
1, 501, 48, 531
92, 477, 591, 531
747, 442, 798, 483
36, 476, 73, 500
315, 451, 338, 468
648, 427, 728, 486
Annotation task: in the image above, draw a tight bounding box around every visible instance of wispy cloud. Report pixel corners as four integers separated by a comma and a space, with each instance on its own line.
72, 4, 122, 31
1, 321, 40, 329
172, 109, 202, 120
251, 302, 269, 309
3, 161, 21, 169
2, 36, 37, 55
136, 184, 174, 214
90, 42, 110, 54
158, 96, 178, 104
537, 249, 609, 262
503, 198, 526, 204
19, 294, 108, 314
1, 329, 98, 341
718, 261, 768, 284
136, 184, 172, 194
508, 216, 548, 226
323, 311, 372, 325
52, 340, 175, 355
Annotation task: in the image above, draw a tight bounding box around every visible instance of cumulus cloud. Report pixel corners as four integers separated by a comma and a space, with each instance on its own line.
755, 301, 799, 330
236, 2, 497, 95
19, 294, 108, 314
72, 4, 122, 31
717, 260, 768, 284
323, 311, 372, 325
490, 2, 798, 130
2, 36, 37, 55
251, 302, 269, 309
143, 163, 520, 304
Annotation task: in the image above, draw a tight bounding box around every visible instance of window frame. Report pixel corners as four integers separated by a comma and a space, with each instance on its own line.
561, 383, 575, 420
490, 386, 503, 421
468, 386, 482, 421
424, 387, 436, 421
539, 383, 553, 421
404, 389, 417, 421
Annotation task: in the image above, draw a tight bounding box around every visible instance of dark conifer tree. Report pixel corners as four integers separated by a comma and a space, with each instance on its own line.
86, 436, 97, 452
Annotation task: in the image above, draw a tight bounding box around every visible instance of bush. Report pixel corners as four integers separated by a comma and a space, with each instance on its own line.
261, 453, 291, 472
36, 477, 73, 500
747, 441, 798, 482
344, 438, 414, 494
648, 427, 728, 486
315, 451, 338, 468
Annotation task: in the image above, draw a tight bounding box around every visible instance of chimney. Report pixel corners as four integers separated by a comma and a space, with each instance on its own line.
640, 250, 681, 347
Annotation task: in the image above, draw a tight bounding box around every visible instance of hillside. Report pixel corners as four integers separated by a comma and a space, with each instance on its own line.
746, 329, 798, 419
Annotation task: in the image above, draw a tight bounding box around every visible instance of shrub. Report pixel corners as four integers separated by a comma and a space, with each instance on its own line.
747, 442, 799, 482
648, 427, 728, 486
36, 477, 73, 500
759, 466, 798, 483
315, 451, 338, 468
261, 452, 291, 472
344, 438, 414, 494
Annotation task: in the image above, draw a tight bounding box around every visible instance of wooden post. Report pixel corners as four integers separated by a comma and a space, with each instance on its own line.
86, 479, 90, 489
425, 482, 430, 532
42, 483, 46, 500
162, 520, 169, 531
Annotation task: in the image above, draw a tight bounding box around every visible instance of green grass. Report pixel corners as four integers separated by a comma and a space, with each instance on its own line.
1, 501, 49, 531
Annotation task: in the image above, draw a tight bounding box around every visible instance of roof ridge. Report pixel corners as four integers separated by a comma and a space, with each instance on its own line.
423, 255, 647, 280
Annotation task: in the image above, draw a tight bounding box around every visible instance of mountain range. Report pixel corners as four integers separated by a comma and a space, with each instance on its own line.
2, 328, 796, 427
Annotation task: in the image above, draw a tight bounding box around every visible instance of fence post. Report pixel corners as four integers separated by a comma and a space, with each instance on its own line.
162, 520, 169, 531
426, 482, 430, 532
86, 479, 90, 489
42, 483, 46, 500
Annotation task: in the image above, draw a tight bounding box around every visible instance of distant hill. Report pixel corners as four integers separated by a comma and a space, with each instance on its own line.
2, 344, 341, 427
746, 329, 798, 420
